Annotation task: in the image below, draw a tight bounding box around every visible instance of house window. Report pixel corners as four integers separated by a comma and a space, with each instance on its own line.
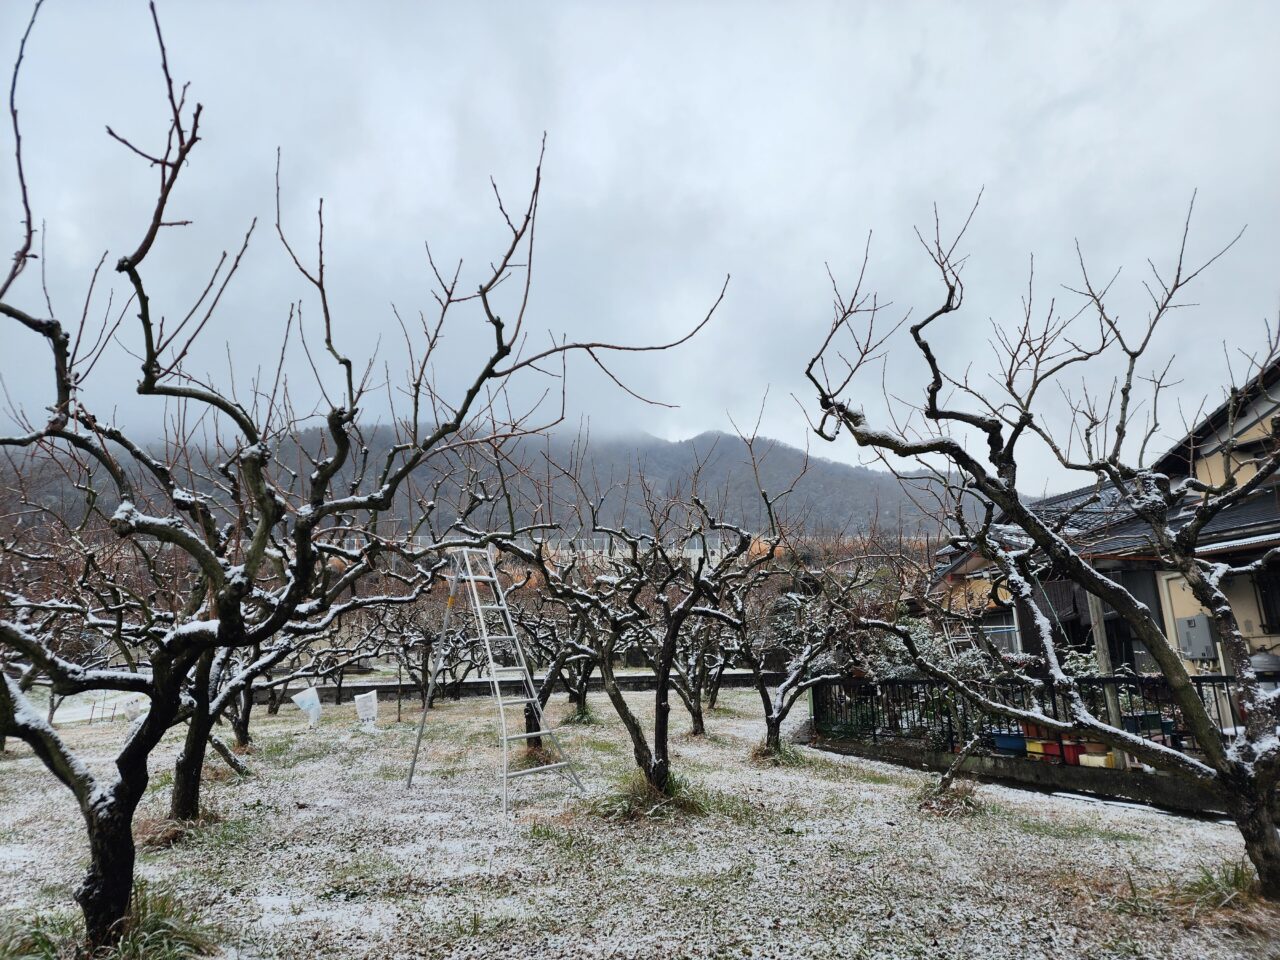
1255, 570, 1280, 634
979, 610, 1020, 653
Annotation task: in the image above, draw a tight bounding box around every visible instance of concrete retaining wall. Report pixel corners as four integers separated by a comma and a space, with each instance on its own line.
810, 732, 1235, 816
256, 669, 778, 706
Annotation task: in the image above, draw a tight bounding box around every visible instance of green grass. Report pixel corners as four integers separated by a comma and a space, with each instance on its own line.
1103, 859, 1262, 921
186, 813, 260, 852
1176, 858, 1260, 911
256, 736, 330, 769
762, 747, 916, 788
681, 857, 756, 890
528, 820, 602, 858
559, 704, 598, 726
677, 728, 730, 745
0, 881, 220, 960
321, 853, 401, 902
450, 908, 515, 939
462, 727, 500, 749
1012, 816, 1143, 843
582, 771, 703, 821
572, 735, 624, 756
0, 910, 80, 960
706, 702, 752, 719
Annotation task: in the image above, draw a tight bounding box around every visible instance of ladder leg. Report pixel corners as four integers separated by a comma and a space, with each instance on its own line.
500, 699, 512, 813
406, 697, 432, 790
452, 544, 583, 812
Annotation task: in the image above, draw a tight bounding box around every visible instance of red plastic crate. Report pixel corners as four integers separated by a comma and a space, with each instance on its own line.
1020, 721, 1054, 740
1027, 739, 1087, 765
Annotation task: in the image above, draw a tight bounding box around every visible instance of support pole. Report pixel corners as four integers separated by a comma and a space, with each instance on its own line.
1085, 579, 1129, 770
407, 575, 457, 789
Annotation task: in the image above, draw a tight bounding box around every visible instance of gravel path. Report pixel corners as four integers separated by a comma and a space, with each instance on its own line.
1, 690, 1276, 959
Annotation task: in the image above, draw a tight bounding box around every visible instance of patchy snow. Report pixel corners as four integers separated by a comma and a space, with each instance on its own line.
0, 690, 1275, 959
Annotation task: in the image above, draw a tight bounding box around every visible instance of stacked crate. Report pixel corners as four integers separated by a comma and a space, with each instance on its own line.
1018, 720, 1120, 766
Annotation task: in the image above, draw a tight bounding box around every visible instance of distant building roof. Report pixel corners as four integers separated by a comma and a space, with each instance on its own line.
1151, 354, 1280, 477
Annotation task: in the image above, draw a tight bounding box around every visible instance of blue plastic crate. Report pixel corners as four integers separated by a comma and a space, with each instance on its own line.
993, 732, 1027, 755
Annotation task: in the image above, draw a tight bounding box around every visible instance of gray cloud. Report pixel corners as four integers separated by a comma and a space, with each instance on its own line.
2, 0, 1277, 496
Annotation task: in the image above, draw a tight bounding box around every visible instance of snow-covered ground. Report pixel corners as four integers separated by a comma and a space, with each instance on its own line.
0, 690, 1276, 959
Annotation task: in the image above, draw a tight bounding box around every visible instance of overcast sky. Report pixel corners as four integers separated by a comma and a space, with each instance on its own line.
2, 1, 1278, 496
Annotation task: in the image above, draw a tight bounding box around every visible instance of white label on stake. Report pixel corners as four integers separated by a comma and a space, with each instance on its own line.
354, 690, 379, 724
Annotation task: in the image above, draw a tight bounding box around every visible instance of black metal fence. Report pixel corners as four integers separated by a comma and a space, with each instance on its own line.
811, 672, 1280, 764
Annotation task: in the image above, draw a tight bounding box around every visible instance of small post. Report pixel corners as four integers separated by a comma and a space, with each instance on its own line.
408, 574, 457, 789
1085, 583, 1128, 770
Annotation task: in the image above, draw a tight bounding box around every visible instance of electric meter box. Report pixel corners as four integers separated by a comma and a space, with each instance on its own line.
1175, 613, 1218, 661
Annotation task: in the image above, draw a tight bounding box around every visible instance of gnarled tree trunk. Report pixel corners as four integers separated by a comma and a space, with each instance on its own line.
170, 713, 212, 821
685, 694, 705, 736
266, 674, 289, 716
707, 659, 728, 710
598, 655, 659, 790
231, 684, 254, 748
170, 651, 214, 821
78, 801, 138, 951
1231, 783, 1280, 900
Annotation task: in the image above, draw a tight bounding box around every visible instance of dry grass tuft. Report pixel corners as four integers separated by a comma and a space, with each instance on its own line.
914, 778, 983, 818
748, 740, 807, 768
200, 763, 240, 784
508, 744, 559, 771
135, 808, 224, 849
1092, 859, 1280, 938
583, 771, 708, 821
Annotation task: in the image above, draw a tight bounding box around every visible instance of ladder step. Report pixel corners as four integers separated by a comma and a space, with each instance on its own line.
499, 696, 540, 706
478, 603, 507, 611
504, 729, 555, 741
460, 574, 497, 583
491, 667, 528, 676
508, 761, 571, 779
485, 634, 517, 641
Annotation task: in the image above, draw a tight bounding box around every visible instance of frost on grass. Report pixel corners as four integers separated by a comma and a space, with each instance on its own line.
0, 689, 1275, 960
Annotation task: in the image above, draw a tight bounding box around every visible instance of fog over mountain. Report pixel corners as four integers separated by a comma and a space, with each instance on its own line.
523, 429, 932, 535
300, 426, 934, 536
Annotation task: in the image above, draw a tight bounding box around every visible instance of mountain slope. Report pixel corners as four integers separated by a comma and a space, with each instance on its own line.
525, 429, 931, 534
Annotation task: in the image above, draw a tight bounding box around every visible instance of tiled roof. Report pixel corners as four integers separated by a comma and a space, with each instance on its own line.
1028, 482, 1133, 534
1069, 483, 1280, 559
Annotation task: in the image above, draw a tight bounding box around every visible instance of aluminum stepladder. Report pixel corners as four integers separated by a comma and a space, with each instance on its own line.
407, 546, 582, 812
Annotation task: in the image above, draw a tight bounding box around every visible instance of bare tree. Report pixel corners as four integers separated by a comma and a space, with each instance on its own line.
806, 198, 1280, 897
509, 579, 598, 740
724, 548, 880, 757
0, 4, 721, 948
488, 460, 758, 794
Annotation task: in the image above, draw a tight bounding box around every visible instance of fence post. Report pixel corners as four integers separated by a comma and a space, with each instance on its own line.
944, 691, 956, 753
870, 684, 878, 744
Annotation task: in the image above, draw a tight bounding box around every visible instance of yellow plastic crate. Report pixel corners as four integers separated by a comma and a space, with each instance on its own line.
1078, 751, 1116, 769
